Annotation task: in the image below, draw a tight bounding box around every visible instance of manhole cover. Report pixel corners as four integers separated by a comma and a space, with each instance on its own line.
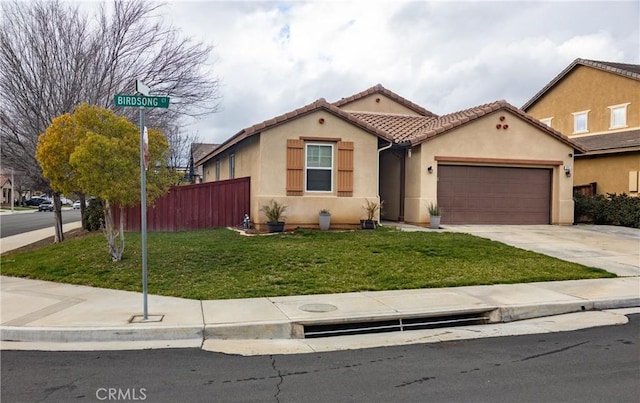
299, 303, 338, 313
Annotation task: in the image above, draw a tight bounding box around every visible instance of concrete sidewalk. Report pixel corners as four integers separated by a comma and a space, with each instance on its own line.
0, 221, 82, 254
2, 275, 639, 354
1, 223, 638, 355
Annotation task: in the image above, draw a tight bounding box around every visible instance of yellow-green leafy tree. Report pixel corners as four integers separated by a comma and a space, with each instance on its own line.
37, 104, 175, 261
36, 112, 83, 240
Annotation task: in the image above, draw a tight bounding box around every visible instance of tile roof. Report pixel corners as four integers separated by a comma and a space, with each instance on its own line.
200, 98, 396, 161
407, 100, 586, 152
333, 84, 437, 117
572, 130, 640, 155
522, 58, 640, 110
349, 112, 437, 143
197, 86, 587, 166
192, 143, 219, 165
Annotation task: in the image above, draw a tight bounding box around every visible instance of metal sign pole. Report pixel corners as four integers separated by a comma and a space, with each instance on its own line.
115, 79, 169, 321
139, 107, 148, 320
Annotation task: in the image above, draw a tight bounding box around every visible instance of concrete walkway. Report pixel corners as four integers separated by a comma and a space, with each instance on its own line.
1, 223, 638, 355
441, 224, 640, 277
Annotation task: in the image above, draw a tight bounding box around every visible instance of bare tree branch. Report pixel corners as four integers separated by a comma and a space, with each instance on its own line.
0, 0, 221, 241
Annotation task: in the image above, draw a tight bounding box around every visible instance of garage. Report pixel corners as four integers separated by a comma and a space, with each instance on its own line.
437, 165, 551, 224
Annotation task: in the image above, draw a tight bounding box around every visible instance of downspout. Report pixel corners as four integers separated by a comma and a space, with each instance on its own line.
377, 140, 393, 224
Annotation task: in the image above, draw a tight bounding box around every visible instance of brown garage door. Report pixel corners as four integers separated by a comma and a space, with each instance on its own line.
437, 165, 551, 224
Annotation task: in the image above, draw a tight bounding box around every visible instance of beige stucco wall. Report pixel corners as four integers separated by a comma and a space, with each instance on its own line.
338, 94, 423, 115
526, 66, 640, 136
404, 111, 576, 225
575, 152, 640, 196
251, 111, 384, 229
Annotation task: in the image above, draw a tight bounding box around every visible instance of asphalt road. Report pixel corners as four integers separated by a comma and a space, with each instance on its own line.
0, 209, 81, 238
2, 315, 638, 403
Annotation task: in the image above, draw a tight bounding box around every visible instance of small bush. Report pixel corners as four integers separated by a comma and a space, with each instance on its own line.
84, 198, 105, 231
574, 192, 640, 228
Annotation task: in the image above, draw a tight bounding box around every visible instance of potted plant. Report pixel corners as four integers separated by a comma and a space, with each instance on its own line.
260, 199, 287, 233
361, 199, 382, 229
427, 202, 442, 229
318, 209, 331, 231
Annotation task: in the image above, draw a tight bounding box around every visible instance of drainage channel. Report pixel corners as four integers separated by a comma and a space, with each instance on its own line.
303, 312, 492, 339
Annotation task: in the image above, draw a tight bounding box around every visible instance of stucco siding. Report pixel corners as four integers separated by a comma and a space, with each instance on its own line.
254, 111, 383, 228
338, 94, 422, 115
412, 111, 575, 224
575, 152, 640, 196
526, 66, 640, 136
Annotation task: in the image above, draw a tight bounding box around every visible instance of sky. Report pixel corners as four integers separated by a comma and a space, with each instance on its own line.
106, 1, 640, 144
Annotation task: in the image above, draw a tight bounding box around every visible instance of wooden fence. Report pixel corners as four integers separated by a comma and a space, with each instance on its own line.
573, 182, 597, 196
115, 177, 250, 232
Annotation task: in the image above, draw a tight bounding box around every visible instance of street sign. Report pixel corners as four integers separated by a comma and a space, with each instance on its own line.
136, 80, 150, 96
114, 94, 170, 108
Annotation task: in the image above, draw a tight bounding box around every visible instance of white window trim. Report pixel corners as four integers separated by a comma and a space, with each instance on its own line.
229, 154, 235, 179
572, 110, 590, 134
305, 143, 334, 193
540, 117, 553, 127
215, 160, 220, 181
608, 103, 630, 129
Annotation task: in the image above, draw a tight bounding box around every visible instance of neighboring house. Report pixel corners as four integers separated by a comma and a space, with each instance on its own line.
523, 59, 640, 197
0, 175, 12, 204
197, 85, 583, 229
188, 143, 219, 183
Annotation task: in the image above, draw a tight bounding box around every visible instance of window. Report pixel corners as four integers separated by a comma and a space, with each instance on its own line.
572, 110, 589, 134
215, 160, 220, 181
609, 103, 629, 129
540, 117, 553, 127
305, 143, 333, 192
229, 154, 235, 179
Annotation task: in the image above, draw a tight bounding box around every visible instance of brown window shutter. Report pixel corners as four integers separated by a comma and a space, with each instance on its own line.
337, 141, 354, 197
286, 139, 304, 196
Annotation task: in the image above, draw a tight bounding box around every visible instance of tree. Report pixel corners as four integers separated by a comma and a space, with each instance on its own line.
164, 125, 202, 184
0, 0, 220, 241
37, 104, 175, 261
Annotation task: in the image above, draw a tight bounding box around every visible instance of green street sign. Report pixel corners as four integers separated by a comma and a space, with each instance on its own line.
114, 94, 170, 108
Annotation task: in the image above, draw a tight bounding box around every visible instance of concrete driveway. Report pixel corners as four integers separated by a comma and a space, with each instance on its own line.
444, 225, 640, 277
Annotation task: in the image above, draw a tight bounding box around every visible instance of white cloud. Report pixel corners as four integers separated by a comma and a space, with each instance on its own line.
157, 1, 638, 144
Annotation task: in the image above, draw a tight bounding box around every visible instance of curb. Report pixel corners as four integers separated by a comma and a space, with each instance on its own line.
3, 298, 638, 344
1, 325, 204, 343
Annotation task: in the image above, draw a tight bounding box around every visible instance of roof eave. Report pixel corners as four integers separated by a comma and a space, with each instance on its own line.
522, 58, 640, 110
576, 146, 640, 157
196, 100, 396, 166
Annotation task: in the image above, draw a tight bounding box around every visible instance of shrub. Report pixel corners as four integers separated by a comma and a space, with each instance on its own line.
574, 192, 640, 228
260, 199, 287, 223
83, 198, 105, 231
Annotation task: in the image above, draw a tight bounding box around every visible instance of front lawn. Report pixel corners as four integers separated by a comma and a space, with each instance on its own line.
0, 227, 614, 300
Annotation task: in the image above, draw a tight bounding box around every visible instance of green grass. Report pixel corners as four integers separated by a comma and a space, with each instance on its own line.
0, 227, 614, 300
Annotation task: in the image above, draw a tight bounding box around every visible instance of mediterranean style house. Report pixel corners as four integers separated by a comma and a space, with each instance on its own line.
522, 59, 640, 197
196, 85, 584, 230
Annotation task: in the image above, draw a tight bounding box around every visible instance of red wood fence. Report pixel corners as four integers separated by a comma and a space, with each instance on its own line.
115, 177, 250, 232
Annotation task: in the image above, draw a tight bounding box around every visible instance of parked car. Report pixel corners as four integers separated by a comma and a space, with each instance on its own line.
73, 201, 83, 209
38, 201, 54, 211
26, 197, 45, 206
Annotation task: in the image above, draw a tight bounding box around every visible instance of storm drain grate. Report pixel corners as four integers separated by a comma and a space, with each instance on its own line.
303, 312, 491, 338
